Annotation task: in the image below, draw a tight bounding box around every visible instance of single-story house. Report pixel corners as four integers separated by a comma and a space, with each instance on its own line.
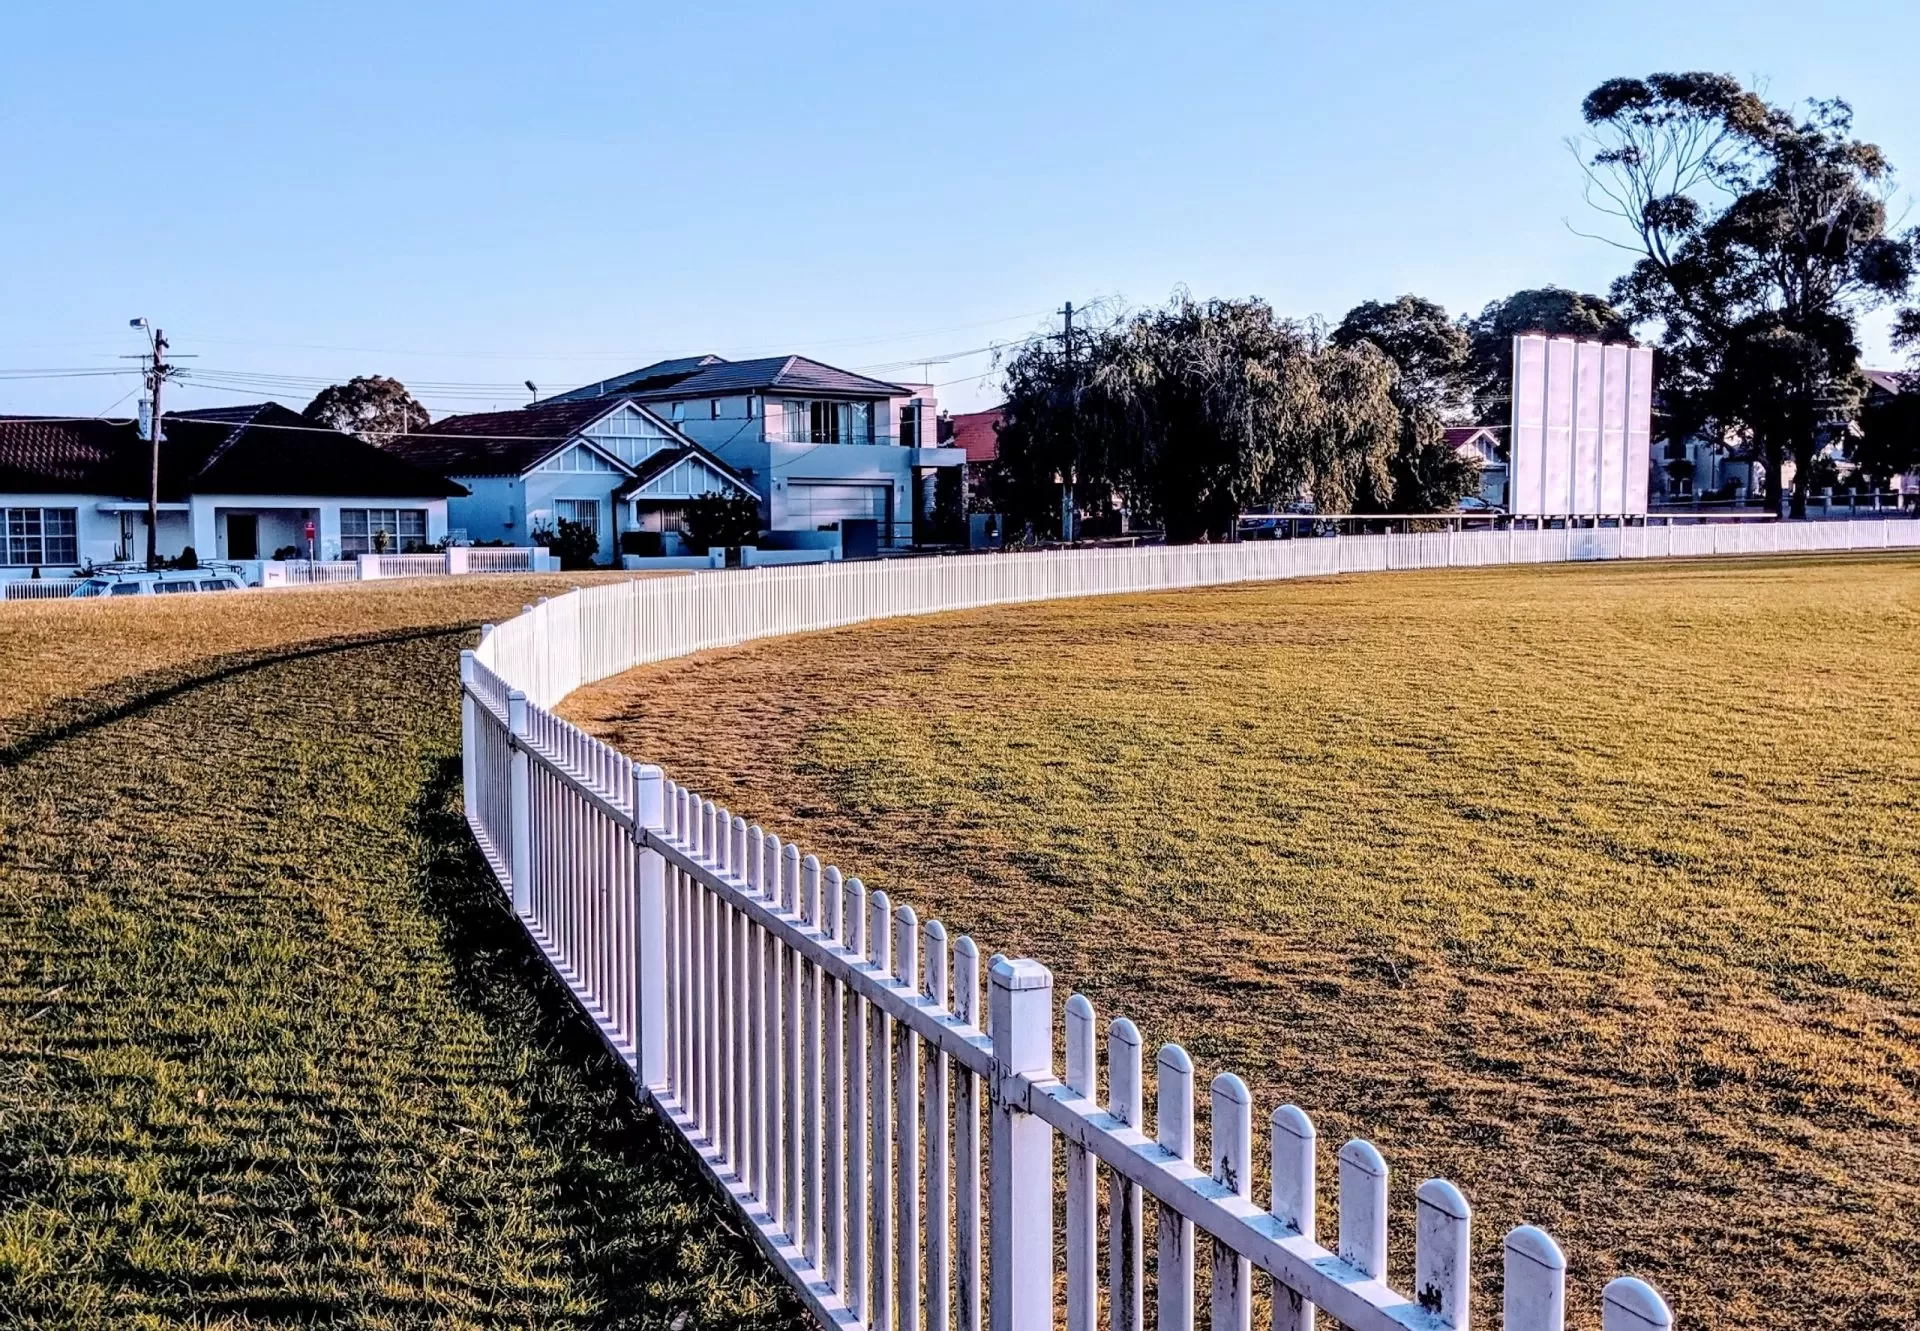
386, 397, 759, 562
0, 402, 464, 574
1444, 426, 1508, 506
532, 354, 967, 549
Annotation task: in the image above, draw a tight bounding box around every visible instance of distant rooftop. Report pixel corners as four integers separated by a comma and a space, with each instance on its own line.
538, 354, 910, 406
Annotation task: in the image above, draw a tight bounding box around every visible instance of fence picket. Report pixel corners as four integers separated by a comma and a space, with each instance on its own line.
1502, 1226, 1565, 1331
803, 854, 824, 1267
1210, 1074, 1253, 1331
1269, 1105, 1316, 1331
1109, 1018, 1145, 1331
893, 905, 921, 1331
953, 936, 983, 1331
1157, 1044, 1196, 1331
1064, 994, 1098, 1331
1337, 1141, 1389, 1281
923, 918, 951, 1331
869, 890, 895, 1331
825, 865, 847, 1297
846, 876, 871, 1320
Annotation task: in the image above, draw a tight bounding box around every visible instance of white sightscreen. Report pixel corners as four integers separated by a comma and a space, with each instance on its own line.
1510, 334, 1548, 514
1509, 334, 1655, 516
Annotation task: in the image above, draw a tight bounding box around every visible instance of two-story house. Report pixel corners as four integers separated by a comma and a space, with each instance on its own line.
538, 354, 967, 549
388, 397, 759, 563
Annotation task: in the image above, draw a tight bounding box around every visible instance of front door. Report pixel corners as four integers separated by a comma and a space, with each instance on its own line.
226, 514, 258, 560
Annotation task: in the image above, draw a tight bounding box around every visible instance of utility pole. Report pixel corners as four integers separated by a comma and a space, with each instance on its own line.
1060, 301, 1076, 543
129, 320, 174, 570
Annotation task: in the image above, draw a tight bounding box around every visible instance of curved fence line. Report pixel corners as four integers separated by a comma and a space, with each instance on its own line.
462, 521, 1917, 1331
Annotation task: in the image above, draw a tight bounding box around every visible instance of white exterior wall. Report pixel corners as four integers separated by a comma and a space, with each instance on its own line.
0, 494, 147, 572
190, 496, 449, 561
521, 465, 621, 565
449, 476, 524, 545
0, 493, 448, 571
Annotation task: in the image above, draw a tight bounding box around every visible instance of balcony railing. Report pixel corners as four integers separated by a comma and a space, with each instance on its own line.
767, 425, 906, 447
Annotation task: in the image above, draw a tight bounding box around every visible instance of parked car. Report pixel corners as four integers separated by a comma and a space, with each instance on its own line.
70, 568, 248, 597
1455, 496, 1507, 514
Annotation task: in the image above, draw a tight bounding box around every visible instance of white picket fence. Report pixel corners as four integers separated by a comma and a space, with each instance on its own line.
461, 519, 1920, 1331
1, 577, 89, 600
277, 560, 362, 586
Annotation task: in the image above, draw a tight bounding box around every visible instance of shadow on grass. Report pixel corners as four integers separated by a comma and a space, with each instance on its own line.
0, 624, 474, 768
407, 755, 795, 1329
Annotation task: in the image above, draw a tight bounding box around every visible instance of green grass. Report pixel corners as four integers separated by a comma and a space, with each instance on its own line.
0, 590, 793, 1328
566, 553, 1920, 1331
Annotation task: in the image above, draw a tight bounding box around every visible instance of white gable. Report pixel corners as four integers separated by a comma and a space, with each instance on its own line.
629, 453, 757, 502
583, 401, 679, 467
534, 443, 623, 474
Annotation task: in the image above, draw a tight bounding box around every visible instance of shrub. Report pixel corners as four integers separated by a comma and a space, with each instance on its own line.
682, 493, 761, 552
532, 518, 600, 570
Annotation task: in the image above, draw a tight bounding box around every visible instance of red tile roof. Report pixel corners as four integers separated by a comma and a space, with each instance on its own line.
948, 408, 1003, 464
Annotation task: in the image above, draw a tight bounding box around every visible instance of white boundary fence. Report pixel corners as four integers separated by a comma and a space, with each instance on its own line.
462, 520, 1919, 1331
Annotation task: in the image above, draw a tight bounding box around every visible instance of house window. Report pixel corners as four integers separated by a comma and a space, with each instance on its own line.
900, 401, 921, 449
711, 399, 721, 419
746, 396, 757, 419
554, 498, 599, 533
671, 402, 685, 421
340, 507, 428, 554
4, 507, 78, 565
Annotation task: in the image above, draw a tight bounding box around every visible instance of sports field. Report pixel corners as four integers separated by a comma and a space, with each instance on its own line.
0, 577, 794, 1329
564, 552, 1920, 1331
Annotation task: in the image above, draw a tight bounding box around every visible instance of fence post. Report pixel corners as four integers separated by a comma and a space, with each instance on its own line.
1413, 1179, 1470, 1329
458, 650, 477, 820
989, 957, 1054, 1331
633, 762, 667, 1088
506, 689, 532, 915
1502, 1225, 1565, 1331
1601, 1278, 1672, 1331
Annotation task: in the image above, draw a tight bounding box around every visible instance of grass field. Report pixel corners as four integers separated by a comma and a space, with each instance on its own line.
0, 577, 794, 1328
565, 553, 1920, 1331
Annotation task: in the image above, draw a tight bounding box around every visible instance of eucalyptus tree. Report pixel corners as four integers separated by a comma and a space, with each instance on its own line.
1576, 72, 1916, 516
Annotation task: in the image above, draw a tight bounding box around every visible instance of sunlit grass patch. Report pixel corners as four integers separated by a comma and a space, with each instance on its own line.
0, 577, 787, 1328
566, 552, 1920, 1330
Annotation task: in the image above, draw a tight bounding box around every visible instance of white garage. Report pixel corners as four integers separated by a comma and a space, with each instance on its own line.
785, 481, 893, 530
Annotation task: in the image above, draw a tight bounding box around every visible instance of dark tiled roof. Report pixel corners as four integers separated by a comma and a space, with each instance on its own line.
0, 402, 464, 499
544, 354, 911, 406
1865, 369, 1916, 396
0, 417, 150, 494
537, 356, 728, 405
389, 400, 635, 475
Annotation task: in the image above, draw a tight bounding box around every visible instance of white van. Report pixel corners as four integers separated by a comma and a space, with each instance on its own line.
70, 568, 248, 598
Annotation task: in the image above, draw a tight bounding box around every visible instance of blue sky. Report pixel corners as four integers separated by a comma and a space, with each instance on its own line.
4, 1, 1917, 418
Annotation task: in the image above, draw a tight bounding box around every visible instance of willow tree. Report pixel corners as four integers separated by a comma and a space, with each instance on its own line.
992, 294, 1401, 541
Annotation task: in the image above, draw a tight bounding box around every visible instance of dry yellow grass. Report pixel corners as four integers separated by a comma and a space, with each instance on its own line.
0, 573, 632, 746
565, 552, 1920, 1330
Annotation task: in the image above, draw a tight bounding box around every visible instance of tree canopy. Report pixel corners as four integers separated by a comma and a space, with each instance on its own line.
302, 376, 430, 442
1576, 72, 1917, 515
991, 293, 1451, 540
1461, 288, 1632, 426
1330, 295, 1483, 512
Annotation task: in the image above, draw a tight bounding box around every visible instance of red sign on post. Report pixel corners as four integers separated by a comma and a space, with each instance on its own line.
303, 521, 316, 540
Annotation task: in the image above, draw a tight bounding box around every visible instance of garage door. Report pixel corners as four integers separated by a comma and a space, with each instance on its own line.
787, 482, 892, 527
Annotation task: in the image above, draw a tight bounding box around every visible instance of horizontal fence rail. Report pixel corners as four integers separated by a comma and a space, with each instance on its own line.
463, 521, 1920, 1330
